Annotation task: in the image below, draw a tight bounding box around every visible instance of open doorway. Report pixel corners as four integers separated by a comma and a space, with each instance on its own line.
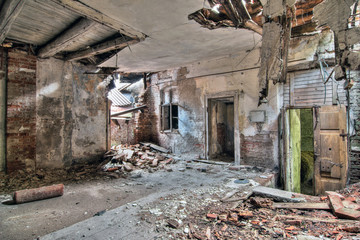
284, 106, 348, 195
208, 97, 234, 162
300, 108, 315, 195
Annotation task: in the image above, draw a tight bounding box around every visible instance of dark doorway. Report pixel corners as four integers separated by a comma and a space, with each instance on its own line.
300, 108, 314, 195
208, 97, 234, 162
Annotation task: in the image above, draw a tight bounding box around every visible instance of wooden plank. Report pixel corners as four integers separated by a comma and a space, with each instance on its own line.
50, 0, 145, 39
295, 82, 332, 88
276, 214, 358, 224
273, 202, 330, 210
140, 142, 170, 153
66, 37, 140, 61
253, 186, 306, 202
335, 208, 360, 220
290, 109, 301, 193
37, 18, 97, 58
294, 81, 331, 87
295, 95, 332, 100
313, 107, 322, 195
332, 79, 338, 105
111, 105, 147, 117
295, 99, 332, 105
0, 0, 28, 43
293, 90, 328, 96
289, 73, 295, 106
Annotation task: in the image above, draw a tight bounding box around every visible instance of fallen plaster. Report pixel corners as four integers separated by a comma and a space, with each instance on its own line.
342, 50, 360, 70
258, 22, 283, 96
313, 0, 359, 76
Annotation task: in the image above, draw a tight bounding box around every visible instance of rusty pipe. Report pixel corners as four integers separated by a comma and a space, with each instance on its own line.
13, 184, 64, 204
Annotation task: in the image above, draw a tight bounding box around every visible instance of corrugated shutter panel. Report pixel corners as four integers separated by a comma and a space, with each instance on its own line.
283, 69, 347, 107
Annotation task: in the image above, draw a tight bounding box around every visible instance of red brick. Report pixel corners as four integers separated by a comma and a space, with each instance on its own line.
206, 213, 218, 219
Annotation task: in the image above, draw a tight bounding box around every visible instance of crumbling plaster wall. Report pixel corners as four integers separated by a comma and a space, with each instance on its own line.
288, 30, 335, 64
349, 71, 360, 183
149, 70, 204, 158
37, 58, 107, 168
149, 49, 281, 168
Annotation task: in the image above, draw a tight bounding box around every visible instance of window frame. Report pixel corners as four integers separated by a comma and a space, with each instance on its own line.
161, 103, 179, 132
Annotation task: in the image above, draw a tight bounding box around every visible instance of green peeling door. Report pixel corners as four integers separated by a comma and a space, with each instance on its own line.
284, 109, 301, 193
314, 105, 348, 195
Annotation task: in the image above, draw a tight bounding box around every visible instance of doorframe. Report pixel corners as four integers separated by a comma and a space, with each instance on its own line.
204, 91, 240, 165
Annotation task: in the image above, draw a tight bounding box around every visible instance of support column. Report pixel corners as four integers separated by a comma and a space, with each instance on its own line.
0, 48, 7, 172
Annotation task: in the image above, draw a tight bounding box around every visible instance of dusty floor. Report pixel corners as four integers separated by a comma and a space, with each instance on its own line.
4, 158, 359, 240
0, 159, 274, 240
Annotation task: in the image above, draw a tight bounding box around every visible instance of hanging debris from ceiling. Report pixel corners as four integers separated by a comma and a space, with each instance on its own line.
258, 0, 295, 105
313, 0, 359, 80
188, 0, 263, 34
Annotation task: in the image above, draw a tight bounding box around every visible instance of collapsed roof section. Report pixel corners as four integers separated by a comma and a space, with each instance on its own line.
188, 0, 328, 37
188, 0, 263, 34
0, 0, 146, 65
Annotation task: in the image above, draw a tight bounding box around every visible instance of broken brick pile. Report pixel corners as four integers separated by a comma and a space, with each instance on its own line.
100, 143, 173, 174
154, 184, 360, 239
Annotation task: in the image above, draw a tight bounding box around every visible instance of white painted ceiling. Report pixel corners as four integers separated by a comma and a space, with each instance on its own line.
81, 0, 262, 72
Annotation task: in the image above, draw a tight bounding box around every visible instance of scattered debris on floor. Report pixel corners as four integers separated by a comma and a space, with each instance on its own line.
0, 142, 175, 195
142, 183, 360, 239
100, 143, 174, 176
0, 164, 102, 194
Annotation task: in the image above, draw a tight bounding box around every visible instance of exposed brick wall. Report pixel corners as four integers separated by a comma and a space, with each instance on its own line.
349, 71, 360, 184
6, 49, 36, 173
134, 87, 158, 144
241, 133, 275, 168
111, 118, 136, 145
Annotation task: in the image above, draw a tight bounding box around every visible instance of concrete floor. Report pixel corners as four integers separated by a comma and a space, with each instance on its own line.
0, 160, 275, 240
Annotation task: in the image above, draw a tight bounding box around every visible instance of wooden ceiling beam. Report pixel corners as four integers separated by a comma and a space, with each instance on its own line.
0, 0, 28, 44
50, 0, 146, 40
37, 18, 97, 58
66, 36, 140, 61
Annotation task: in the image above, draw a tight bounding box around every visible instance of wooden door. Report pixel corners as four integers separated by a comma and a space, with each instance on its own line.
314, 105, 348, 195
283, 109, 301, 193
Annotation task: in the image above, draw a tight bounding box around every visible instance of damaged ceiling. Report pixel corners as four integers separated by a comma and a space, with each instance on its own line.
0, 0, 357, 73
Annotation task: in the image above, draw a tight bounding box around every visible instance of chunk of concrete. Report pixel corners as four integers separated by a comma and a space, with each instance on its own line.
122, 149, 135, 160
253, 186, 306, 202
123, 162, 134, 172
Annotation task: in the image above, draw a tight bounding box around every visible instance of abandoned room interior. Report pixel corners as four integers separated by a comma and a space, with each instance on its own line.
1, 0, 360, 239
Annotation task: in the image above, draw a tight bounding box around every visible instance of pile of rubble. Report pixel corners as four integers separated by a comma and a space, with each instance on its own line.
100, 143, 174, 175
146, 184, 360, 239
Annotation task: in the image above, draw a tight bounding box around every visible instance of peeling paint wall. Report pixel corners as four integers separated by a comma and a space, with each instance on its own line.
349, 71, 360, 183
146, 49, 281, 169
37, 59, 107, 168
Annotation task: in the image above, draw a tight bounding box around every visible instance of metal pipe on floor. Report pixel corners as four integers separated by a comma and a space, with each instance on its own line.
13, 184, 64, 204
